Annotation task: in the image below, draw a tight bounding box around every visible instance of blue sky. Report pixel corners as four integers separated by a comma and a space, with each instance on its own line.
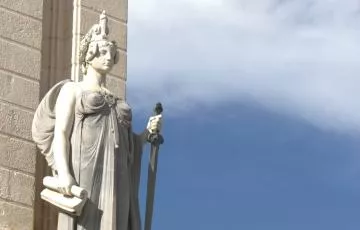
126, 0, 360, 229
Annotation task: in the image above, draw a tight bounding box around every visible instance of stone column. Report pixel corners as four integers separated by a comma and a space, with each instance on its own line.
0, 1, 44, 229
34, 1, 74, 229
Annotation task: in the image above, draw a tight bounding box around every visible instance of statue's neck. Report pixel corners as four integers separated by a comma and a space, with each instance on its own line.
83, 67, 106, 88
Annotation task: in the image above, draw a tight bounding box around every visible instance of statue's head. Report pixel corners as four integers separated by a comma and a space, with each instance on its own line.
79, 11, 119, 75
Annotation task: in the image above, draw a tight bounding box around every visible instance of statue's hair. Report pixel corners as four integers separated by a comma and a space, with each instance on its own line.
79, 11, 119, 75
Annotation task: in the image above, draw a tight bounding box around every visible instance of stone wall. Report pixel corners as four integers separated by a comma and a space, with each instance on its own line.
0, 1, 43, 229
0, 0, 128, 229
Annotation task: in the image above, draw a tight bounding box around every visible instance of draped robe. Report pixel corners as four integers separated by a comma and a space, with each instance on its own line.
32, 80, 146, 230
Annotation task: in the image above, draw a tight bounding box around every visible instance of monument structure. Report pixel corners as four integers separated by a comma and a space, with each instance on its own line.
0, 1, 163, 230
32, 10, 163, 230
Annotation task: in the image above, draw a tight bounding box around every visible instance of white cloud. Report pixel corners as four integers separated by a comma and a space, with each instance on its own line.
126, 0, 360, 132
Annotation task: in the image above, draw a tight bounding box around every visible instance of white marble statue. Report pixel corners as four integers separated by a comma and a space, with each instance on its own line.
32, 11, 162, 230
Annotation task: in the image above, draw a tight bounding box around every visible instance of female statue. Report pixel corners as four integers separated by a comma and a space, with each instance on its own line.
32, 11, 162, 230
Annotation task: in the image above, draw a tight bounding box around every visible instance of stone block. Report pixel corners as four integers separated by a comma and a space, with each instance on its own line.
0, 168, 10, 200
0, 101, 34, 140
0, 40, 41, 80
8, 171, 35, 206
80, 8, 127, 50
0, 168, 35, 206
0, 201, 33, 230
82, 0, 127, 22
0, 134, 36, 174
0, 71, 39, 110
109, 49, 127, 79
107, 75, 126, 99
0, 0, 42, 19
0, 7, 42, 49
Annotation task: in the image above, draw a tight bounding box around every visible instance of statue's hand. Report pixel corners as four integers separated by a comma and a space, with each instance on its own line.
146, 114, 162, 134
57, 172, 76, 196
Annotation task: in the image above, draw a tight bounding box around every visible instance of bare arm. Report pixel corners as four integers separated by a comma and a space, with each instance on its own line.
52, 83, 77, 192
136, 128, 150, 145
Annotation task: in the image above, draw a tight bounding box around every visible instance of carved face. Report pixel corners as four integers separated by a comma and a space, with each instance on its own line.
88, 41, 117, 74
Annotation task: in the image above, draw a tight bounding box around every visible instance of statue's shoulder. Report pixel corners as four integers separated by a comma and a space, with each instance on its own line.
57, 80, 84, 100
60, 80, 80, 93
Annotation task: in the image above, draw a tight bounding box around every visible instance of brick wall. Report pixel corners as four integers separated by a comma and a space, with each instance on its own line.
0, 1, 43, 229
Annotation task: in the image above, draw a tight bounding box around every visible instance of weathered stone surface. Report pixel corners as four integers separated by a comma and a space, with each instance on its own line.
0, 71, 39, 109
0, 7, 42, 49
0, 168, 35, 206
80, 8, 127, 50
107, 75, 126, 99
0, 134, 36, 174
62, 38, 73, 75
0, 0, 42, 19
8, 171, 35, 206
0, 101, 34, 140
82, 0, 127, 22
0, 40, 41, 80
0, 201, 33, 230
0, 168, 10, 200
110, 49, 127, 80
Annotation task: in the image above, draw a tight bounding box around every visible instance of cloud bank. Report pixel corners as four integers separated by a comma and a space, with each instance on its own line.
127, 0, 360, 132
